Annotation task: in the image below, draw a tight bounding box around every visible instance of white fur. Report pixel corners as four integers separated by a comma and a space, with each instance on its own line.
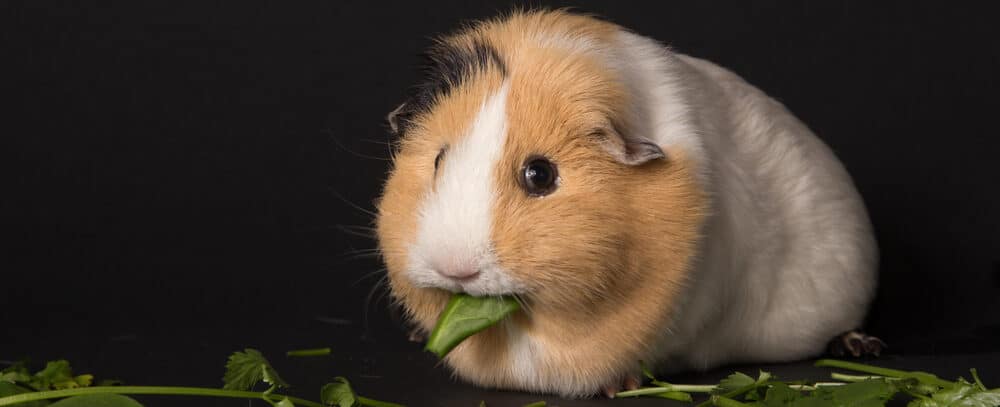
612, 31, 877, 371
407, 82, 528, 297
604, 34, 709, 181
506, 320, 544, 387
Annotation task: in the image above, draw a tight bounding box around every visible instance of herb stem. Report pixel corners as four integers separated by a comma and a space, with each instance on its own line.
650, 381, 717, 393
815, 359, 954, 389
286, 348, 332, 357
674, 384, 717, 393
830, 373, 884, 382
615, 387, 674, 397
0, 386, 325, 407
788, 382, 846, 391
357, 395, 405, 407
815, 359, 910, 378
971, 368, 986, 391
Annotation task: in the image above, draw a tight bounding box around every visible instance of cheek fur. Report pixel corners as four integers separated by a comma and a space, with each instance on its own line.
491, 177, 634, 309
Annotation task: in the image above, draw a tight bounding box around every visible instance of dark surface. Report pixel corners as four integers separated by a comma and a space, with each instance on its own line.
2, 1, 1000, 406
9, 314, 1000, 406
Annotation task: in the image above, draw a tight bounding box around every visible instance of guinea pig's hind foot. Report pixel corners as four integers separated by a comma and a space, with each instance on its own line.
827, 330, 887, 357
603, 374, 641, 398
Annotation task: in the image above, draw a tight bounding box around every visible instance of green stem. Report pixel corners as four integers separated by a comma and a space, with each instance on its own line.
672, 384, 717, 393
710, 395, 751, 407
617, 383, 717, 399
815, 359, 911, 378
0, 386, 325, 407
615, 387, 674, 398
357, 395, 405, 407
788, 382, 846, 391
651, 381, 717, 393
815, 359, 954, 389
286, 348, 332, 357
830, 373, 885, 382
971, 368, 986, 391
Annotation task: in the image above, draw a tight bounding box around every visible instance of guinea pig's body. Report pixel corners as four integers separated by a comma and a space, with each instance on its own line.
376, 10, 876, 398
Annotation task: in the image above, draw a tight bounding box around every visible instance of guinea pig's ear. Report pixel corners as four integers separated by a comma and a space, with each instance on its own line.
387, 102, 412, 135
595, 125, 667, 166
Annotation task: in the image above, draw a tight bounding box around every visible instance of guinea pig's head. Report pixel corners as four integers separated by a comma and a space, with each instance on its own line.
376, 10, 705, 355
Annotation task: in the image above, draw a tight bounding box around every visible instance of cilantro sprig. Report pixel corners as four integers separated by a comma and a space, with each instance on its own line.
2, 352, 996, 406
223, 348, 290, 393
616, 358, 999, 407
0, 349, 403, 407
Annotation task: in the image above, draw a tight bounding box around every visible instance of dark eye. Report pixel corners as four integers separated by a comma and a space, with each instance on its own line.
434, 147, 446, 173
522, 157, 558, 196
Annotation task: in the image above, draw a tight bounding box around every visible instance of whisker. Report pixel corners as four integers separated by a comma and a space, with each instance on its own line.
512, 293, 534, 317
353, 267, 388, 286
339, 224, 378, 232
374, 278, 393, 310
327, 188, 378, 217
336, 224, 377, 240
344, 253, 380, 262
359, 138, 393, 147
322, 129, 391, 161
340, 247, 381, 256
362, 274, 391, 340
340, 246, 406, 261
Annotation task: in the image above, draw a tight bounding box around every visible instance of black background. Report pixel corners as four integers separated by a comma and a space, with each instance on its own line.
3, 1, 999, 405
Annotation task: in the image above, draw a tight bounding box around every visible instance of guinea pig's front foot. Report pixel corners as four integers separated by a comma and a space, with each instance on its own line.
602, 373, 641, 398
827, 330, 887, 357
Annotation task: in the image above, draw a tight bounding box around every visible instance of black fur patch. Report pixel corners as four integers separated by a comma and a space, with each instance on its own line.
389, 38, 507, 135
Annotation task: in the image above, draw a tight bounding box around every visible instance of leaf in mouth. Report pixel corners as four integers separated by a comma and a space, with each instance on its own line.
424, 293, 521, 358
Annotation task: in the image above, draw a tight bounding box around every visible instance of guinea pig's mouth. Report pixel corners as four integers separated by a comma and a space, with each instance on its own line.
407, 266, 528, 297
420, 276, 522, 297
405, 246, 529, 296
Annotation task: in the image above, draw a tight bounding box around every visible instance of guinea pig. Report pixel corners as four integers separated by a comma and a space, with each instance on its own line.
375, 9, 877, 398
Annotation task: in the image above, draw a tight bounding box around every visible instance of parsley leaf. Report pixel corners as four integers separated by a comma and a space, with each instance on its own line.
424, 294, 521, 358
822, 379, 897, 406
222, 348, 289, 391
0, 362, 31, 384
908, 379, 1000, 407
320, 377, 356, 407
757, 383, 803, 406
21, 360, 93, 391
716, 372, 757, 394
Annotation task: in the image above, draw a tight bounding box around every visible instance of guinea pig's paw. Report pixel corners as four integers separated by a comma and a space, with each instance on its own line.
602, 373, 642, 398
827, 330, 887, 357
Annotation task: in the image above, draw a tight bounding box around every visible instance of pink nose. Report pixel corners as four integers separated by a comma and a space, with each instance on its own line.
435, 263, 480, 281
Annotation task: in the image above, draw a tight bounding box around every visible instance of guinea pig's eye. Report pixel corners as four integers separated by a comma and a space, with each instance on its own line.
434, 147, 447, 174
521, 156, 558, 196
